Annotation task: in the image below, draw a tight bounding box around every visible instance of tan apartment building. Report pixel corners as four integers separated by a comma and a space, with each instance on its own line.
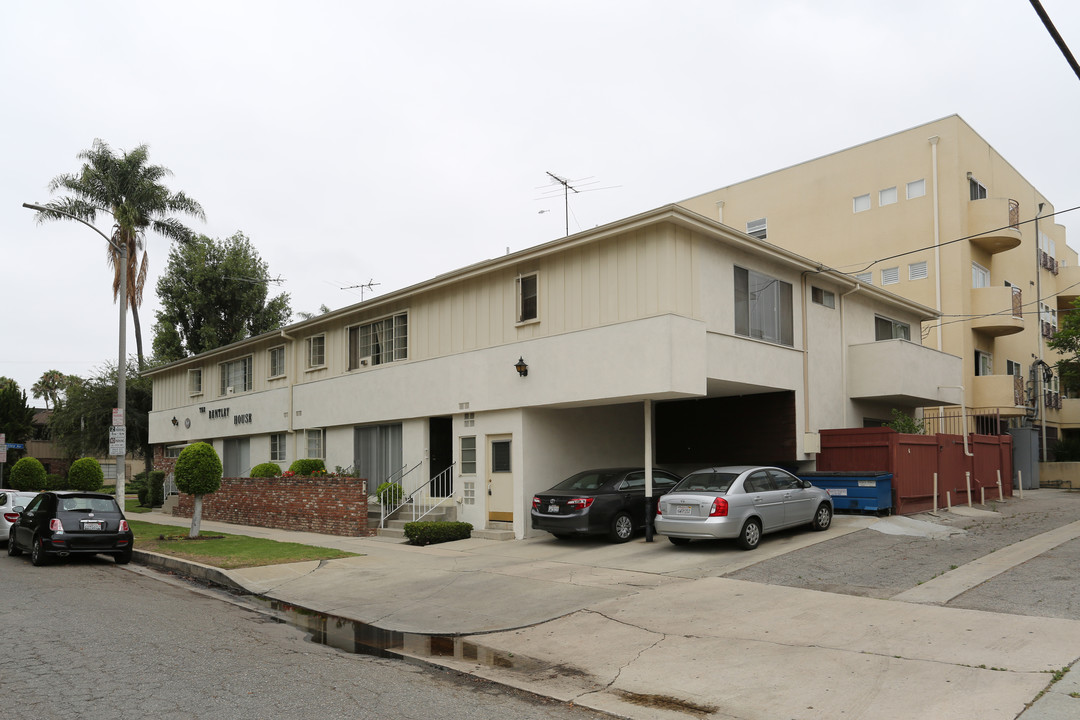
146, 204, 960, 538
680, 115, 1078, 459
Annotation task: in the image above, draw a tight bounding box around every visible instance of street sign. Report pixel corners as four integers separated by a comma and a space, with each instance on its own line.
5, 443, 24, 450
109, 426, 126, 456
0, 433, 5, 464
112, 408, 124, 427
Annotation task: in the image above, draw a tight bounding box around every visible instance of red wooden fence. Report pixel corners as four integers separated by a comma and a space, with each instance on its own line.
817, 428, 1013, 515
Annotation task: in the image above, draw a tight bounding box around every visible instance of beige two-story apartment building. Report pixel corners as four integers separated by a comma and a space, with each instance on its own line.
146, 204, 960, 538
680, 115, 1078, 454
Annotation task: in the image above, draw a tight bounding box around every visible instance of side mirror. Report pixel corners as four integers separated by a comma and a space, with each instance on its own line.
12, 506, 24, 513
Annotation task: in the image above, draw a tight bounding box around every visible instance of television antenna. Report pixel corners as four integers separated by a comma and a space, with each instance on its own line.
340, 278, 381, 301
536, 172, 620, 237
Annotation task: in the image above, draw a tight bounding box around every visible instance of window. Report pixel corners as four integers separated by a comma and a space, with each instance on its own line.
165, 444, 187, 458
269, 346, 285, 378
491, 440, 511, 472
907, 179, 926, 199
746, 217, 767, 240
734, 266, 794, 346
306, 429, 324, 459
270, 433, 287, 463
970, 177, 987, 200
875, 316, 911, 341
855, 272, 872, 285
1040, 230, 1056, 258
219, 356, 252, 394
811, 286, 835, 308
348, 312, 408, 369
307, 335, 325, 369
463, 412, 475, 427
188, 368, 203, 395
879, 187, 897, 206
972, 262, 990, 288
975, 351, 993, 377
853, 194, 871, 213
881, 267, 899, 285
516, 273, 538, 323
460, 436, 476, 475
1006, 360, 1023, 377
909, 261, 928, 281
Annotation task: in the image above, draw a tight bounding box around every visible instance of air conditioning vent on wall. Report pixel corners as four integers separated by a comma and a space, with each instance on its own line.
359, 356, 372, 367
226, 386, 235, 395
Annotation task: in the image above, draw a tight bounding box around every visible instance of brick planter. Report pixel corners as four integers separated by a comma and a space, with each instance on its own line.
172, 475, 371, 536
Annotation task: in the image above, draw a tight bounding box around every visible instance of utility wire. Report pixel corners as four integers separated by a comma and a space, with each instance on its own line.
1029, 0, 1080, 82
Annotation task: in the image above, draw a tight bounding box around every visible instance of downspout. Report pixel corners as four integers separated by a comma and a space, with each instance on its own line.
281, 329, 296, 460
840, 283, 862, 427
929, 136, 942, 350
938, 385, 974, 457
802, 272, 812, 433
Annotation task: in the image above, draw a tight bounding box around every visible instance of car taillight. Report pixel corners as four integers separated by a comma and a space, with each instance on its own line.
656, 502, 664, 516
3, 512, 18, 523
709, 497, 729, 517
566, 498, 594, 509
119, 520, 130, 532
49, 518, 65, 534
532, 497, 541, 509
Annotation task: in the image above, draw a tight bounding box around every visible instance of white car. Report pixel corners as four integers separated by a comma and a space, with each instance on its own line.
1, 489, 40, 543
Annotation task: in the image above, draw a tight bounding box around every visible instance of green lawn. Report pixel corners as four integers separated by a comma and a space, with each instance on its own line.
128, 520, 359, 569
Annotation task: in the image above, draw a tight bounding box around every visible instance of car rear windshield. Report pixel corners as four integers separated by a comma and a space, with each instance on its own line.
550, 471, 624, 491
58, 496, 120, 513
671, 471, 738, 494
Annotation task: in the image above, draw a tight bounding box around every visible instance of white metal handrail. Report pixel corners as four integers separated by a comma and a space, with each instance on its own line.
379, 461, 457, 528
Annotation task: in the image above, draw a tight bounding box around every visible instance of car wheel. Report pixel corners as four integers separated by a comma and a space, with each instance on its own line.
812, 503, 832, 531
30, 536, 49, 566
736, 518, 762, 550
7, 529, 22, 557
609, 512, 634, 543
114, 548, 133, 565
668, 536, 691, 546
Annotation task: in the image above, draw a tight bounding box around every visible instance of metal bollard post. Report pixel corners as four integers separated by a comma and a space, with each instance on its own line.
966, 471, 973, 508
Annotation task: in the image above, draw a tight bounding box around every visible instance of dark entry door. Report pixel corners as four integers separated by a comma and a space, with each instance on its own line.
429, 416, 453, 497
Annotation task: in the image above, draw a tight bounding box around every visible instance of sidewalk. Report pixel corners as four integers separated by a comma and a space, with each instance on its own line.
133, 496, 1080, 720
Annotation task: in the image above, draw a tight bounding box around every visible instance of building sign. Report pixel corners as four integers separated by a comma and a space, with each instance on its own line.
208, 408, 230, 419
233, 413, 252, 425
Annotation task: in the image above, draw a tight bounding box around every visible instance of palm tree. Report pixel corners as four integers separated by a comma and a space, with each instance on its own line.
34, 139, 206, 370
31, 369, 67, 410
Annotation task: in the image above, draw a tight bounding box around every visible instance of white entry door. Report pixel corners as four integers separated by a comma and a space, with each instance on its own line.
487, 435, 514, 523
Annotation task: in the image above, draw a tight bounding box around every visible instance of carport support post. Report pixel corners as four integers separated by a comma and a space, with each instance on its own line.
644, 399, 654, 542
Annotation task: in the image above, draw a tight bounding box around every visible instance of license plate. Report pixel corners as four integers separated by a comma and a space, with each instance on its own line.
547, 504, 559, 513
675, 505, 693, 516
81, 520, 104, 531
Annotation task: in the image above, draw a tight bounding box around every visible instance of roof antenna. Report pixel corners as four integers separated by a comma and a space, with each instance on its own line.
536, 172, 620, 237
340, 278, 381, 301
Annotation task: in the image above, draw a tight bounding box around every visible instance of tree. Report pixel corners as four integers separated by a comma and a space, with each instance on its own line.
68, 457, 105, 492
32, 139, 206, 370
1049, 299, 1080, 394
31, 369, 68, 410
152, 232, 292, 361
296, 304, 331, 321
885, 409, 925, 435
0, 381, 35, 478
173, 442, 222, 538
46, 364, 154, 478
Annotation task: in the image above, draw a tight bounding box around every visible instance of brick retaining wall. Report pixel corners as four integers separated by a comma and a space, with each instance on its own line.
171, 475, 371, 536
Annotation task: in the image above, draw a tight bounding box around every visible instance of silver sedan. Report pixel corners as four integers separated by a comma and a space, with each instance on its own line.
655, 466, 833, 550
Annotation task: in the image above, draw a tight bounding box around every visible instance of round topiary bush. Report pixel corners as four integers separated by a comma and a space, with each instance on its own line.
67, 457, 105, 491
250, 462, 282, 478
288, 458, 326, 476
9, 457, 46, 491
174, 442, 223, 496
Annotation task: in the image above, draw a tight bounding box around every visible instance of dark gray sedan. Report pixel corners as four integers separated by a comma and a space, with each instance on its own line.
655, 466, 833, 550
532, 468, 681, 542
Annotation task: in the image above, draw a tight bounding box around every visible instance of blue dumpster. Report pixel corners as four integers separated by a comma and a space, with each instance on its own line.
797, 472, 893, 514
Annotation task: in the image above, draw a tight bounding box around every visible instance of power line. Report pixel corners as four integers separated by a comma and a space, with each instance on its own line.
1029, 0, 1080, 82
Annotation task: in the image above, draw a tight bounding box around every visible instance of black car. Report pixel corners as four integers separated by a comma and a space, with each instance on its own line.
7, 491, 134, 566
531, 468, 682, 542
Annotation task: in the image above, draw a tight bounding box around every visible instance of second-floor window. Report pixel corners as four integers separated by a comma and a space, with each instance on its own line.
875, 316, 910, 341
734, 266, 793, 346
307, 335, 325, 369
517, 273, 538, 323
219, 356, 252, 395
188, 368, 202, 395
348, 312, 408, 369
268, 346, 285, 378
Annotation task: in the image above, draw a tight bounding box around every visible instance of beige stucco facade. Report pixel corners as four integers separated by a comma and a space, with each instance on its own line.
680, 114, 1077, 443
146, 205, 960, 537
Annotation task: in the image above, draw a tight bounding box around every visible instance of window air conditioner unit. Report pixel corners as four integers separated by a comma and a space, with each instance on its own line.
359, 356, 372, 367
226, 386, 235, 395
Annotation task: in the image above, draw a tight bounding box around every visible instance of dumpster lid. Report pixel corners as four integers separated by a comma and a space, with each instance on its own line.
797, 471, 893, 479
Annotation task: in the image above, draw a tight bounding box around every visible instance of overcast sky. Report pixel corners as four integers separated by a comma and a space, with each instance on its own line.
3, 0, 1080, 403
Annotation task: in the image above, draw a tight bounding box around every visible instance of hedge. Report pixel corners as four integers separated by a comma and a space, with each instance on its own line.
403, 521, 473, 546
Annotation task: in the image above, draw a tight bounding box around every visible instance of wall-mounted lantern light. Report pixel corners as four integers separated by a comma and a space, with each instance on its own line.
171, 416, 179, 427
514, 357, 529, 377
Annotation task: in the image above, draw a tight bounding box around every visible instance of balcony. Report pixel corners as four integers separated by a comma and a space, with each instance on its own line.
967, 198, 1022, 254
1057, 263, 1080, 310
848, 339, 961, 406
1054, 397, 1080, 427
970, 285, 1023, 336
971, 373, 1028, 417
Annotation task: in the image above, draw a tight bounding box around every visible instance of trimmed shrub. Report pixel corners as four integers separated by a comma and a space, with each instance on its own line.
9, 457, 46, 491
250, 462, 282, 478
44, 474, 68, 490
403, 521, 473, 546
376, 481, 403, 506
147, 470, 165, 507
67, 457, 105, 491
174, 442, 223, 496
288, 458, 326, 476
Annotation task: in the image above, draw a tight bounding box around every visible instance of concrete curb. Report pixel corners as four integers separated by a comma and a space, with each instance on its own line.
132, 549, 253, 595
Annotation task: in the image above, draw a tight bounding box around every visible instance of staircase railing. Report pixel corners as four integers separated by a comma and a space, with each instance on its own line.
378, 461, 457, 528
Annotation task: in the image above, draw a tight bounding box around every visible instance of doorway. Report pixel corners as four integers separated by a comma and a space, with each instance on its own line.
429, 417, 453, 496
487, 435, 514, 522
